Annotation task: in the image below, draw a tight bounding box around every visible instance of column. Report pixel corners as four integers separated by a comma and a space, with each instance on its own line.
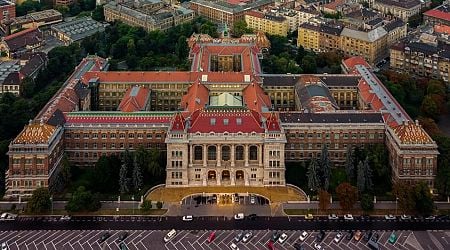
231, 145, 235, 167
217, 144, 221, 167
203, 144, 207, 167
189, 144, 193, 167
216, 172, 221, 185
244, 144, 249, 167
258, 145, 263, 167
231, 170, 235, 186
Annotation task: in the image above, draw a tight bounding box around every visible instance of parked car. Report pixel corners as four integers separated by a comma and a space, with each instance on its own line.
0, 213, 17, 221
305, 214, 314, 220
182, 215, 193, 221
299, 231, 309, 241
267, 240, 274, 250
278, 233, 288, 244
207, 232, 216, 243
117, 232, 129, 242
1, 243, 8, 250
400, 215, 411, 220
388, 233, 397, 244
98, 232, 111, 243
272, 231, 281, 242
384, 215, 396, 220
242, 232, 253, 243
346, 231, 354, 240
234, 213, 244, 220
234, 231, 244, 242
354, 230, 363, 241
344, 214, 354, 220
314, 243, 322, 250
425, 215, 436, 220
118, 242, 128, 250
60, 215, 71, 221
364, 231, 373, 242
371, 233, 379, 242
316, 231, 325, 242
293, 242, 304, 250
229, 242, 239, 250
164, 229, 176, 243
328, 214, 338, 220
250, 196, 256, 204
334, 232, 343, 243
247, 214, 257, 220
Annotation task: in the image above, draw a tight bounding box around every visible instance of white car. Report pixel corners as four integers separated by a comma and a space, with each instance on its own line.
0, 213, 17, 221
182, 215, 193, 221
400, 215, 411, 220
278, 233, 288, 244
1, 243, 8, 250
60, 215, 71, 221
234, 213, 244, 220
314, 243, 323, 250
334, 232, 343, 243
299, 231, 309, 241
344, 214, 354, 220
250, 196, 256, 204
385, 215, 396, 220
242, 232, 253, 243
229, 242, 239, 250
164, 229, 176, 243
328, 214, 339, 220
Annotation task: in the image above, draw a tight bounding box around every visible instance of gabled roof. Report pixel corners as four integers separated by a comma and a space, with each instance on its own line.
392, 121, 434, 144
266, 112, 281, 132
242, 81, 271, 112
424, 9, 450, 22
170, 112, 185, 132
342, 56, 371, 73
181, 80, 209, 112
118, 86, 151, 112
14, 122, 57, 144
189, 107, 264, 133
3, 28, 43, 51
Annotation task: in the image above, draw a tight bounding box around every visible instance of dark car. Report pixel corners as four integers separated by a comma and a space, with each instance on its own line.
119, 242, 128, 250
98, 232, 111, 243
316, 231, 325, 242
364, 231, 373, 242
371, 233, 379, 242
293, 242, 305, 250
117, 232, 129, 242
346, 231, 354, 240
272, 231, 281, 242
247, 214, 257, 220
436, 215, 449, 221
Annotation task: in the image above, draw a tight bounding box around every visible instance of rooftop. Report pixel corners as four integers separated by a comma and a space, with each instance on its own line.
424, 6, 450, 22
51, 17, 107, 42
64, 111, 174, 125
341, 26, 387, 42
376, 0, 421, 9
3, 28, 43, 51
392, 121, 434, 144
14, 122, 57, 144
189, 0, 274, 14
118, 86, 151, 112
279, 112, 384, 124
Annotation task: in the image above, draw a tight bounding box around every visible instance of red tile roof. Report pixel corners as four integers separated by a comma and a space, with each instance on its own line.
266, 112, 281, 131
393, 121, 433, 144
81, 71, 194, 84
242, 81, 272, 112
181, 80, 209, 112
434, 24, 450, 34
64, 112, 173, 124
170, 112, 185, 132
342, 56, 371, 73
118, 86, 151, 112
14, 122, 57, 144
246, 10, 265, 19
189, 108, 264, 133
424, 9, 450, 22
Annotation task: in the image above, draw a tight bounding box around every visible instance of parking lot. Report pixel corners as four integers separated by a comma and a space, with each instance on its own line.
0, 229, 448, 250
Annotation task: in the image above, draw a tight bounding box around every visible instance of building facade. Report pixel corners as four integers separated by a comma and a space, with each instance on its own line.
373, 0, 421, 21
245, 11, 289, 37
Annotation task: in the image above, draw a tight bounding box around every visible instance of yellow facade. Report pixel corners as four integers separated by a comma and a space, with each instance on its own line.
297, 24, 320, 51
245, 14, 288, 37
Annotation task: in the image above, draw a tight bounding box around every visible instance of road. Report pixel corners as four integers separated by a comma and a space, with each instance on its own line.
1, 216, 450, 231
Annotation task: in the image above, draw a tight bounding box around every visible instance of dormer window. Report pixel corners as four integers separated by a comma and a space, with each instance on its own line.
210, 118, 216, 125
236, 118, 242, 125
223, 119, 229, 125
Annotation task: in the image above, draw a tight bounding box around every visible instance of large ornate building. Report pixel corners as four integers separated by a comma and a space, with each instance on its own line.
5, 33, 439, 198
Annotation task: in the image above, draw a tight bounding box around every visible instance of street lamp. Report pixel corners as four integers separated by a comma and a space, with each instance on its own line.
132, 196, 135, 215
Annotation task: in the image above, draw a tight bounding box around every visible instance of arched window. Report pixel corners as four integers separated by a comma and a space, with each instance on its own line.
222, 146, 230, 161
208, 146, 216, 160
249, 145, 258, 160
235, 146, 244, 161
194, 146, 203, 160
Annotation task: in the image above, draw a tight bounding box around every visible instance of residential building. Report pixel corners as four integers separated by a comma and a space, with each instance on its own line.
54, 0, 75, 8
298, 22, 321, 51
424, 4, 450, 26
189, 0, 273, 27
245, 11, 289, 36
0, 0, 14, 24
383, 18, 407, 46
0, 60, 20, 95
50, 17, 108, 45
297, 6, 320, 25
390, 41, 450, 82
373, 0, 421, 21
104, 0, 195, 32
0, 28, 44, 58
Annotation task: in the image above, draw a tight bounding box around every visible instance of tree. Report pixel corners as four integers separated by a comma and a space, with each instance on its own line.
156, 201, 163, 209
360, 193, 374, 213
146, 148, 164, 180
141, 200, 152, 211
421, 95, 440, 120
436, 160, 450, 197
60, 154, 72, 184
319, 145, 331, 190
92, 5, 105, 21
414, 182, 434, 216
307, 158, 320, 193
232, 20, 253, 37
175, 36, 189, 61
357, 157, 373, 194
318, 189, 331, 210
27, 187, 51, 213
301, 55, 317, 73
92, 155, 121, 193
357, 160, 365, 194
119, 162, 129, 194
133, 154, 144, 191
335, 182, 358, 211
392, 182, 416, 213
345, 146, 354, 183
66, 186, 101, 212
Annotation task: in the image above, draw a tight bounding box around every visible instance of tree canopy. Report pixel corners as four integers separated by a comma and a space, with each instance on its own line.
27, 188, 51, 213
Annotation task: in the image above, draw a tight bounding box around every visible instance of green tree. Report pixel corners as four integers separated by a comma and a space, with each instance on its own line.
319, 145, 331, 190
301, 55, 317, 73
133, 155, 144, 191
21, 77, 35, 98
232, 20, 253, 37
335, 182, 358, 211
357, 157, 373, 194
92, 5, 105, 21
119, 162, 129, 194
307, 158, 320, 193
146, 148, 164, 180
360, 193, 374, 212
92, 155, 121, 193
414, 182, 434, 216
345, 146, 354, 183
16, 0, 44, 16
175, 36, 189, 61
66, 186, 101, 212
60, 154, 72, 188
27, 187, 51, 213
393, 182, 416, 213
421, 95, 440, 120
141, 200, 152, 211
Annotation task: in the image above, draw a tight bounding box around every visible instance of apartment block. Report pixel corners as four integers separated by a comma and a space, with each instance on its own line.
245, 11, 289, 36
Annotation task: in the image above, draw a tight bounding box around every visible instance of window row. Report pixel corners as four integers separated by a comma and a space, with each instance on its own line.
193, 145, 258, 161
66, 133, 164, 140
12, 158, 44, 165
